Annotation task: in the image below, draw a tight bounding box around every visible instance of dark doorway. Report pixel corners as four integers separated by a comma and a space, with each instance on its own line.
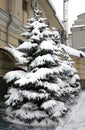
0, 77, 7, 100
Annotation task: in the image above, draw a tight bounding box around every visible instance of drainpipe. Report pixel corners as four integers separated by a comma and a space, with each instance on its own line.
6, 0, 12, 45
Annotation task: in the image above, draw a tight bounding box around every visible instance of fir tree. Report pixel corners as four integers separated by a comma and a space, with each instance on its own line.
4, 10, 80, 125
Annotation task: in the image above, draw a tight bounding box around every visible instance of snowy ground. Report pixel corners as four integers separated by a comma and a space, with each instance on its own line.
56, 90, 85, 130
0, 90, 85, 130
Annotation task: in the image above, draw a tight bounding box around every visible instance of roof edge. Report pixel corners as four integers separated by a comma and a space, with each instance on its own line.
47, 0, 65, 31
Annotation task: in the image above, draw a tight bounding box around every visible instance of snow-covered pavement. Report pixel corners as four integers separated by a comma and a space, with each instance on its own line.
1, 91, 85, 130
56, 90, 85, 130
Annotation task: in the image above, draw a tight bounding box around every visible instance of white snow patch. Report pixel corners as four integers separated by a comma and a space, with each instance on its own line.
5, 88, 23, 106
41, 100, 57, 110
61, 44, 85, 57
69, 74, 80, 85
15, 68, 54, 86
39, 40, 59, 51
21, 90, 49, 100
30, 54, 55, 68
21, 32, 30, 37
5, 47, 27, 64
51, 101, 67, 117
43, 82, 60, 93
17, 41, 38, 50
4, 70, 26, 83
72, 24, 85, 28
42, 28, 53, 36
28, 21, 47, 29
56, 91, 85, 130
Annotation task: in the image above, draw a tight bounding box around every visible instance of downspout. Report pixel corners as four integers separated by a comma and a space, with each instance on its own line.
6, 0, 12, 45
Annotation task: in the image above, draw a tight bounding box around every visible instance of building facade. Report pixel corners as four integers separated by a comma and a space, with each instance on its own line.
71, 13, 85, 51
0, 0, 64, 99
68, 13, 85, 89
0, 0, 64, 75
0, 0, 64, 48
0, 0, 28, 47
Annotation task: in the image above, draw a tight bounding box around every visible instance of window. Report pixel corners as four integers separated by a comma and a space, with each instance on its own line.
22, 0, 27, 12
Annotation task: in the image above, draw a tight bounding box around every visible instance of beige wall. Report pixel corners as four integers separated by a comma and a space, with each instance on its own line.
0, 25, 25, 47
71, 56, 85, 89
0, 0, 8, 11
14, 0, 23, 19
1, 0, 30, 25
0, 0, 64, 48
0, 0, 29, 47
71, 56, 85, 79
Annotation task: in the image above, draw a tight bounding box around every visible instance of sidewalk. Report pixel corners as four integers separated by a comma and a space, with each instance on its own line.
56, 90, 85, 130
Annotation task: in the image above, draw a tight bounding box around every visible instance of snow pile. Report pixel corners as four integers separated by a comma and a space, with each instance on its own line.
4, 9, 80, 125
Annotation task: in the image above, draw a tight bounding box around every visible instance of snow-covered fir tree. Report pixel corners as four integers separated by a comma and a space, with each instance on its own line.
4, 10, 80, 125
